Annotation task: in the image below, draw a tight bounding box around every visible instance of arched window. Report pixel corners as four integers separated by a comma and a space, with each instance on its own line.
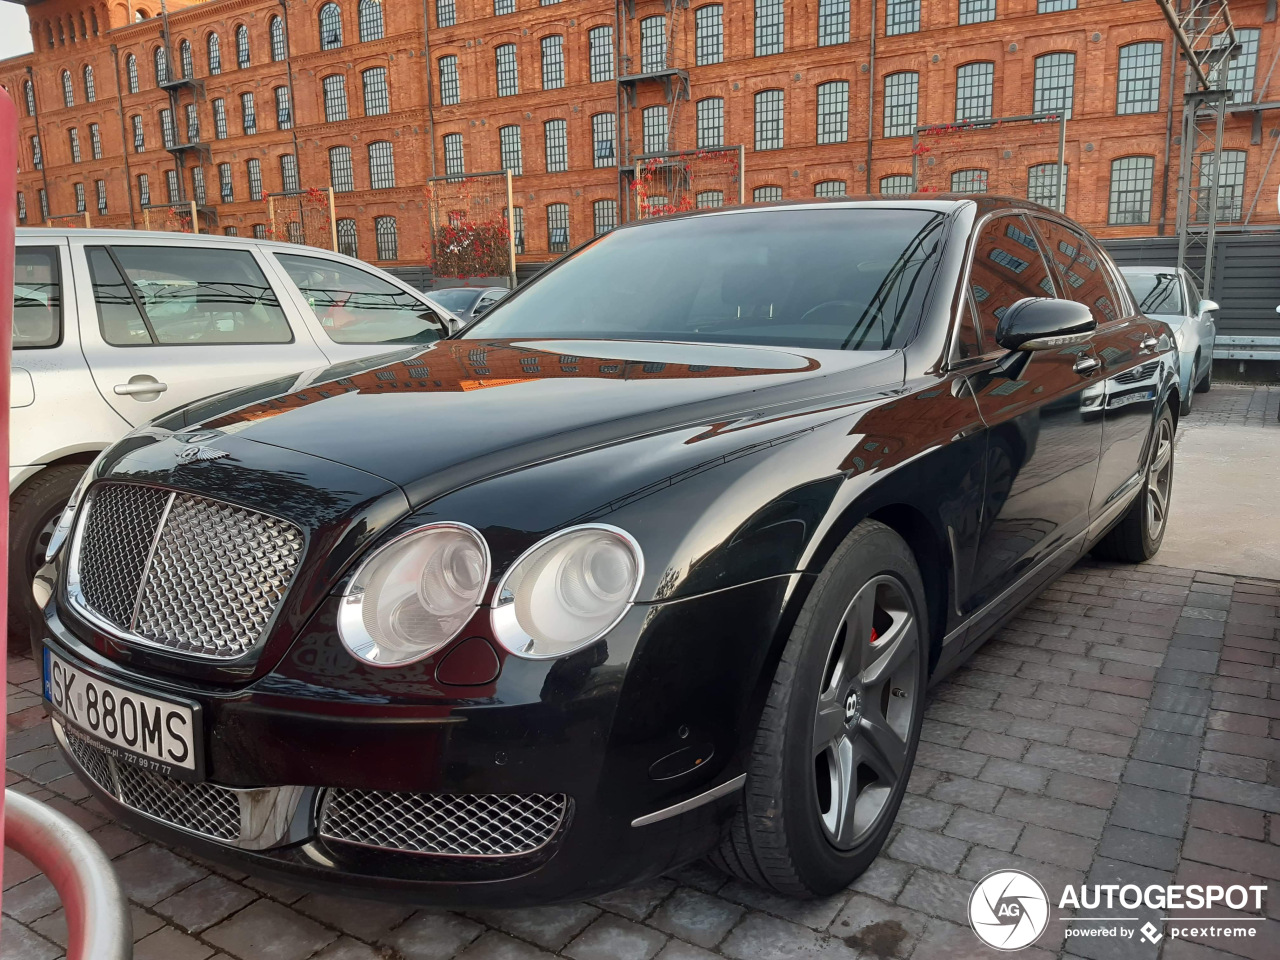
126, 54, 139, 93
319, 3, 342, 49
374, 216, 397, 260
358, 0, 384, 42
235, 25, 250, 68
61, 70, 74, 107
79, 13, 87, 39
44, 21, 53, 49
179, 39, 193, 78
23, 80, 35, 116
269, 16, 286, 61
83, 65, 95, 101
57, 19, 65, 44
207, 33, 221, 74
90, 9, 98, 35
336, 218, 357, 257
154, 46, 168, 85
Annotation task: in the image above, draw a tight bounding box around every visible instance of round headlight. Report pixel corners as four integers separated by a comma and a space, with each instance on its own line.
491, 524, 643, 659
339, 523, 490, 666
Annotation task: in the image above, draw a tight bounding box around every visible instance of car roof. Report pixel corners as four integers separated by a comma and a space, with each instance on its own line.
15, 226, 341, 258
1119, 264, 1182, 274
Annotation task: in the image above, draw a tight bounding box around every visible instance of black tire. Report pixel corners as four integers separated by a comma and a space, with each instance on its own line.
1092, 406, 1175, 563
8, 464, 85, 646
1194, 355, 1212, 393
710, 520, 929, 897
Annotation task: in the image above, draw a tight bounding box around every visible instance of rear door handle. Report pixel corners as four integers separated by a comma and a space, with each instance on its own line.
1073, 357, 1101, 376
113, 381, 168, 396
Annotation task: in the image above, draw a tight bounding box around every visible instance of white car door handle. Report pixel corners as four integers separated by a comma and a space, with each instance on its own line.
114, 381, 168, 396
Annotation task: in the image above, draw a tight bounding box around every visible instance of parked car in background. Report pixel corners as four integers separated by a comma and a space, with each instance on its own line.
428, 285, 509, 322
36, 199, 1180, 906
1120, 264, 1217, 413
9, 228, 458, 639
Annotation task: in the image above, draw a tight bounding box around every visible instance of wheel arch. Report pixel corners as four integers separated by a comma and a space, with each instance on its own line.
11, 448, 102, 498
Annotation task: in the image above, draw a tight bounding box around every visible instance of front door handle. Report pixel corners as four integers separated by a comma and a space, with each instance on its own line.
113, 380, 168, 396
1073, 357, 1101, 377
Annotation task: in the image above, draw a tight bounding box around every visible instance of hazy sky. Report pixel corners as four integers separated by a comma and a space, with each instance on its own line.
0, 5, 33, 62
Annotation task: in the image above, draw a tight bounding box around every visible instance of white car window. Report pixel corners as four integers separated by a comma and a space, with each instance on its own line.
13, 247, 62, 349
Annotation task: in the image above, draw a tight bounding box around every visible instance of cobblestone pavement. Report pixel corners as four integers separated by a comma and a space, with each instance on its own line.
5, 399, 1279, 960
1183, 381, 1279, 429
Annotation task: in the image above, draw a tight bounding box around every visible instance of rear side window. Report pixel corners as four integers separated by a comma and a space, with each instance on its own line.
13, 247, 62, 348
1032, 218, 1122, 324
275, 253, 445, 345
86, 245, 293, 346
967, 215, 1057, 351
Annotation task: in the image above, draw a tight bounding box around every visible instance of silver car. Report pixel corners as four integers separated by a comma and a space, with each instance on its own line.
427, 285, 510, 323
1120, 264, 1217, 414
9, 228, 458, 636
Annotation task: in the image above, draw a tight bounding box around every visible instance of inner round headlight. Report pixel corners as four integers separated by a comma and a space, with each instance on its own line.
339, 523, 490, 666
491, 525, 643, 659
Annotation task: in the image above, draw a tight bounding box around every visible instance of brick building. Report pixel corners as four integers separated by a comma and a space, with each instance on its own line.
3, 0, 1277, 268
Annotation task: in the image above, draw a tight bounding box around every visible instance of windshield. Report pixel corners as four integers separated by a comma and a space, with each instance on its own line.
430, 288, 484, 312
465, 208, 946, 350
1124, 270, 1184, 315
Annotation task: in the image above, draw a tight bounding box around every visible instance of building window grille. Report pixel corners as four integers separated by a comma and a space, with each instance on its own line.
754, 185, 782, 202
496, 44, 519, 96
330, 146, 354, 191
253, 223, 267, 239
83, 65, 96, 101
436, 0, 455, 28
30, 135, 41, 170
542, 35, 564, 90
696, 5, 723, 65
880, 174, 913, 194
1028, 163, 1067, 208
62, 69, 74, 106
1108, 156, 1154, 224
191, 166, 206, 205
225, 226, 239, 235
68, 128, 81, 163
886, 0, 920, 35
444, 133, 465, 177
1117, 42, 1163, 115
136, 174, 149, 206
359, 0, 384, 41
593, 199, 617, 234
956, 62, 994, 122
240, 93, 257, 134
959, 0, 996, 24
696, 190, 724, 208
755, 0, 784, 56
179, 40, 193, 78
375, 216, 398, 259
547, 203, 570, 252
369, 141, 395, 188
74, 182, 85, 213
817, 81, 848, 144
247, 158, 262, 199
1217, 28, 1259, 103
160, 108, 175, 147
439, 55, 460, 105
1197, 150, 1246, 221
89, 123, 101, 159
281, 153, 300, 192
165, 169, 178, 203
323, 75, 348, 121
236, 25, 250, 68
319, 3, 343, 49
218, 163, 234, 203
269, 17, 286, 61
884, 72, 918, 137
754, 89, 784, 150
495, 0, 515, 14
508, 206, 525, 253
337, 218, 358, 257
185, 103, 200, 142
1037, 0, 1076, 11
641, 16, 667, 72
951, 168, 988, 193
208, 32, 222, 73
544, 119, 568, 171
362, 67, 390, 115
642, 106, 667, 154
818, 1, 849, 46
589, 26, 614, 81
500, 125, 524, 174
814, 180, 846, 197
126, 55, 139, 93
24, 80, 35, 115
1034, 52, 1075, 119
131, 115, 145, 152
16, 192, 24, 224
696, 97, 724, 148
213, 99, 228, 139
591, 113, 615, 167
38, 189, 48, 220
274, 86, 292, 129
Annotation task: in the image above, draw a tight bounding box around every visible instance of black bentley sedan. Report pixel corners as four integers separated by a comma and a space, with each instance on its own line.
36, 198, 1179, 904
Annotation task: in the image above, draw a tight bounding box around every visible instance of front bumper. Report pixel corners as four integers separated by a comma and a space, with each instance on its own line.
39, 572, 799, 905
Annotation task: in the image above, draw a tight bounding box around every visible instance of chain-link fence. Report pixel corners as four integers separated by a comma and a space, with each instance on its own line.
425, 170, 515, 285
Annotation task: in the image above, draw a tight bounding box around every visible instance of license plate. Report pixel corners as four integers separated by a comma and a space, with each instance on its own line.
43, 648, 202, 781
1109, 389, 1156, 409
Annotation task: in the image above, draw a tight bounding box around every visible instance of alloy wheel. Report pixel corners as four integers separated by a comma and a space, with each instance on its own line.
1146, 418, 1173, 539
811, 575, 919, 850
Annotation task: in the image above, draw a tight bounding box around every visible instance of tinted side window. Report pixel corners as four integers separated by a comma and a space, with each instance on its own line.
13, 247, 62, 348
87, 245, 293, 346
967, 215, 1056, 350
1032, 219, 1121, 324
275, 253, 445, 345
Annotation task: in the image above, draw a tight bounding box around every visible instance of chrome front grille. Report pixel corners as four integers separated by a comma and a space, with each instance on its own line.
1114, 360, 1160, 385
319, 789, 568, 857
70, 483, 304, 659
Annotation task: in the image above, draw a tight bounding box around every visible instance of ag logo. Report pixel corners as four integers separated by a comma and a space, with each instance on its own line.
968, 869, 1050, 951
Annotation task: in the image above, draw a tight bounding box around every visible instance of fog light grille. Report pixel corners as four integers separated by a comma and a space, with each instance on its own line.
319, 789, 567, 857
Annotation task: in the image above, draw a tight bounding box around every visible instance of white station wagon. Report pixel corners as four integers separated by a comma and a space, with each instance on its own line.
9, 228, 460, 637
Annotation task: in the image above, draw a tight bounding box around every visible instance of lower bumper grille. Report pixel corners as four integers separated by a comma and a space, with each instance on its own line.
319, 788, 568, 857
56, 723, 303, 849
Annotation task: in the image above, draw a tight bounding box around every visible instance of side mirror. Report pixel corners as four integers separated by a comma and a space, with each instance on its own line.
1198, 299, 1219, 314
995, 298, 1097, 352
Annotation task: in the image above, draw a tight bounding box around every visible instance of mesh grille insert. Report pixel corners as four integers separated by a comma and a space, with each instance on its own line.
76, 484, 170, 628
320, 789, 567, 856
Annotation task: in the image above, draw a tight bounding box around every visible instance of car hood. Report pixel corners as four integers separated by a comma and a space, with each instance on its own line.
156, 338, 904, 508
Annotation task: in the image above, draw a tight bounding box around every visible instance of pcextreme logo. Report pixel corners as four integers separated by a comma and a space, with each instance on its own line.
968, 871, 1268, 950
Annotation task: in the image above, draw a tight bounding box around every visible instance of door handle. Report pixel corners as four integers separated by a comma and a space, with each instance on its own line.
1140, 336, 1159, 352
1073, 357, 1101, 376
113, 381, 168, 396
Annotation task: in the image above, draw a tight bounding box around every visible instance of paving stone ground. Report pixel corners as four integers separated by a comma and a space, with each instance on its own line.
4, 388, 1279, 960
